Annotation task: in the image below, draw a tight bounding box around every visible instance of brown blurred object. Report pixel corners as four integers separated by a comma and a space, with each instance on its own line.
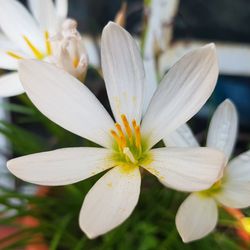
114, 2, 127, 27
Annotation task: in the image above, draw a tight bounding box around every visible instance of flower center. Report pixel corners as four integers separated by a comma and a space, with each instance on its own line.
199, 179, 223, 197
111, 114, 150, 170
7, 31, 52, 60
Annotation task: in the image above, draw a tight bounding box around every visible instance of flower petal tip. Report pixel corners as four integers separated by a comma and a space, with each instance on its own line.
222, 98, 235, 108
203, 43, 216, 50
79, 223, 98, 240
105, 21, 118, 30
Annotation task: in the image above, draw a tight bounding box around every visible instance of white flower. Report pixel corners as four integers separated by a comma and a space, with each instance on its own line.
48, 19, 88, 81
164, 100, 250, 242
7, 22, 225, 238
0, 0, 89, 97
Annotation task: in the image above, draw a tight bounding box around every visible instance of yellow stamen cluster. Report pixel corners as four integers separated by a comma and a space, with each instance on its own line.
111, 114, 141, 152
7, 31, 52, 61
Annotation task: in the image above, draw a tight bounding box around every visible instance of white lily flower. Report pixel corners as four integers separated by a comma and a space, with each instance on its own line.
164, 100, 250, 242
0, 0, 89, 97
7, 22, 225, 238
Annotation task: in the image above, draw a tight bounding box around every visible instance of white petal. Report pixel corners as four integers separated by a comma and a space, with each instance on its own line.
28, 0, 57, 33
0, 72, 24, 97
215, 150, 250, 208
101, 22, 145, 124
176, 193, 218, 243
79, 166, 141, 238
0, 0, 45, 54
143, 57, 158, 115
0, 33, 19, 50
55, 0, 68, 20
163, 123, 199, 147
144, 147, 225, 192
19, 60, 114, 148
7, 147, 114, 186
206, 99, 238, 161
141, 44, 219, 149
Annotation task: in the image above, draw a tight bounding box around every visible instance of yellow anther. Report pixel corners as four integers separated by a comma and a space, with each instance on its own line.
73, 57, 79, 68
121, 114, 132, 139
6, 51, 23, 60
44, 31, 52, 55
23, 35, 44, 60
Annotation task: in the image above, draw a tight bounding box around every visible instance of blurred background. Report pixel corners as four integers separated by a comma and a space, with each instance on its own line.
0, 0, 249, 249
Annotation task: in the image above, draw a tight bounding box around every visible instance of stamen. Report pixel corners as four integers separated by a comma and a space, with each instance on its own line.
44, 31, 52, 55
121, 114, 132, 139
6, 51, 23, 60
73, 57, 79, 68
120, 135, 126, 149
23, 35, 44, 60
111, 129, 126, 150
123, 147, 137, 164
111, 130, 121, 147
132, 119, 141, 148
115, 123, 126, 148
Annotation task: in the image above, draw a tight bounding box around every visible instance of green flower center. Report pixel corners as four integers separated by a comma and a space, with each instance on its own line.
199, 179, 223, 197
110, 114, 151, 172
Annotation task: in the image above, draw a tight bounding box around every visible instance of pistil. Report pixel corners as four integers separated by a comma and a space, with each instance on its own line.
123, 147, 137, 164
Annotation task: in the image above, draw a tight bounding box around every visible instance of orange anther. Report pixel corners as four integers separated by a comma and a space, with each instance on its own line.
111, 130, 120, 146
132, 119, 137, 129
115, 123, 123, 135
135, 125, 141, 148
132, 119, 141, 148
120, 135, 126, 149
121, 114, 132, 139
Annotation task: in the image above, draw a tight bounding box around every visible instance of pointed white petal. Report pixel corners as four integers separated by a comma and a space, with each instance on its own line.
215, 150, 250, 208
0, 0, 45, 54
0, 72, 24, 97
55, 0, 68, 20
141, 44, 219, 149
207, 99, 238, 161
19, 60, 114, 148
163, 123, 199, 147
176, 193, 218, 243
143, 57, 158, 115
101, 22, 145, 124
28, 0, 57, 33
7, 147, 114, 186
79, 166, 141, 238
144, 147, 225, 192
0, 33, 19, 50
